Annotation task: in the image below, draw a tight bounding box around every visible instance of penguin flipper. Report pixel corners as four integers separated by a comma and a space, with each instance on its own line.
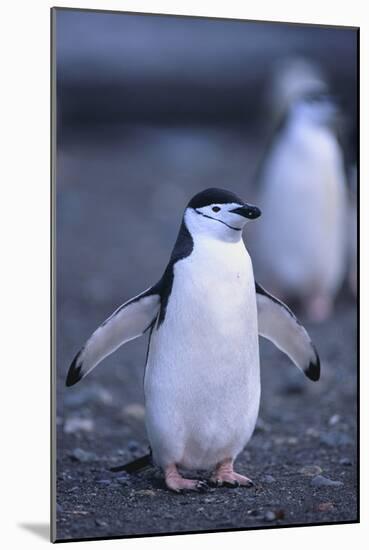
110, 452, 152, 473
255, 283, 320, 381
66, 287, 161, 387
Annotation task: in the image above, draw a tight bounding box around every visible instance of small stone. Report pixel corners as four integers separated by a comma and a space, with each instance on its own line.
64, 417, 94, 434
123, 403, 145, 421
262, 474, 276, 484
316, 502, 335, 512
299, 465, 323, 477
136, 489, 156, 497
95, 519, 108, 527
127, 440, 141, 452
320, 432, 352, 447
339, 457, 352, 466
69, 447, 98, 462
306, 427, 320, 438
96, 479, 112, 485
264, 511, 276, 521
115, 475, 130, 486
329, 414, 341, 426
311, 475, 344, 488
64, 385, 113, 408
56, 503, 63, 513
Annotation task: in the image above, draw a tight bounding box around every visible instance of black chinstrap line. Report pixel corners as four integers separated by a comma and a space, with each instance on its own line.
194, 209, 242, 231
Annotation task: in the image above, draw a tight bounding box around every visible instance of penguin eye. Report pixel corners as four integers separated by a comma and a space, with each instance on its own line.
212, 206, 221, 212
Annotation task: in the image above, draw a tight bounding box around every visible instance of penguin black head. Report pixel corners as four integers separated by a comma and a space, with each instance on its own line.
185, 188, 261, 242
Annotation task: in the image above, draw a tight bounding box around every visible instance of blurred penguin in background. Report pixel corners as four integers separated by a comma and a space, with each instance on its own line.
251, 90, 348, 322
266, 57, 329, 127
347, 165, 357, 298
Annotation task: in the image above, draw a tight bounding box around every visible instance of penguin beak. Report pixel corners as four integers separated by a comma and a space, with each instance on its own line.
230, 204, 261, 220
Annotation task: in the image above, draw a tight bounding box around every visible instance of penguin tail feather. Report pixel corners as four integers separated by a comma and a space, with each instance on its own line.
110, 453, 152, 474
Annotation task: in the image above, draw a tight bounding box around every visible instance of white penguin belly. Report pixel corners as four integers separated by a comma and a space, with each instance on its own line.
144, 239, 260, 470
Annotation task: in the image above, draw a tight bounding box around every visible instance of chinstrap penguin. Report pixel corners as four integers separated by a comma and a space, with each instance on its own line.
66, 188, 320, 492
251, 92, 347, 321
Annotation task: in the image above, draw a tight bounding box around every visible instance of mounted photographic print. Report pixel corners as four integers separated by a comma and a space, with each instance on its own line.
51, 7, 359, 543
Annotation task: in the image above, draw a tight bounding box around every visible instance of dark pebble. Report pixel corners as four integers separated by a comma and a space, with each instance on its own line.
95, 519, 108, 527
339, 457, 353, 466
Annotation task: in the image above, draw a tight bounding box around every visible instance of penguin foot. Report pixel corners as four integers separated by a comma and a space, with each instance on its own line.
210, 458, 254, 488
305, 294, 333, 322
164, 464, 207, 493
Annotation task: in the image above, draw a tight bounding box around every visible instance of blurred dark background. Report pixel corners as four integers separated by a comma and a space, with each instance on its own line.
55, 9, 357, 540
56, 10, 357, 135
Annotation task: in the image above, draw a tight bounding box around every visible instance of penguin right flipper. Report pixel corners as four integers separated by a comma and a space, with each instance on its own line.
255, 283, 320, 381
66, 287, 161, 387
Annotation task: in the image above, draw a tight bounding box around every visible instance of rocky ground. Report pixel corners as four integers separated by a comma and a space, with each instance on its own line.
55, 131, 358, 541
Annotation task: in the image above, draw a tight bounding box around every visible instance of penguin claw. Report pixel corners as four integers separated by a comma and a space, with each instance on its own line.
210, 473, 254, 488
196, 480, 209, 492
175, 480, 208, 494
165, 470, 208, 493
183, 480, 209, 493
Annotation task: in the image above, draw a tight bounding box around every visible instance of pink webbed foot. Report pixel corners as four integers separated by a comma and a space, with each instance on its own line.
305, 294, 333, 322
164, 464, 207, 493
210, 458, 254, 488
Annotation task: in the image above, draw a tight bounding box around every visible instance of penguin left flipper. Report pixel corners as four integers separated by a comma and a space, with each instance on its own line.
255, 283, 320, 381
66, 287, 161, 387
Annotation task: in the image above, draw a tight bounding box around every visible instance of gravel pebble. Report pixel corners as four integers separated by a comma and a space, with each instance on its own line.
123, 403, 145, 421
316, 502, 335, 512
264, 511, 276, 521
69, 448, 98, 462
339, 457, 353, 466
64, 417, 94, 434
311, 475, 344, 488
95, 519, 109, 527
64, 385, 113, 408
262, 474, 276, 484
329, 414, 341, 426
299, 465, 322, 477
320, 432, 352, 447
115, 476, 131, 486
